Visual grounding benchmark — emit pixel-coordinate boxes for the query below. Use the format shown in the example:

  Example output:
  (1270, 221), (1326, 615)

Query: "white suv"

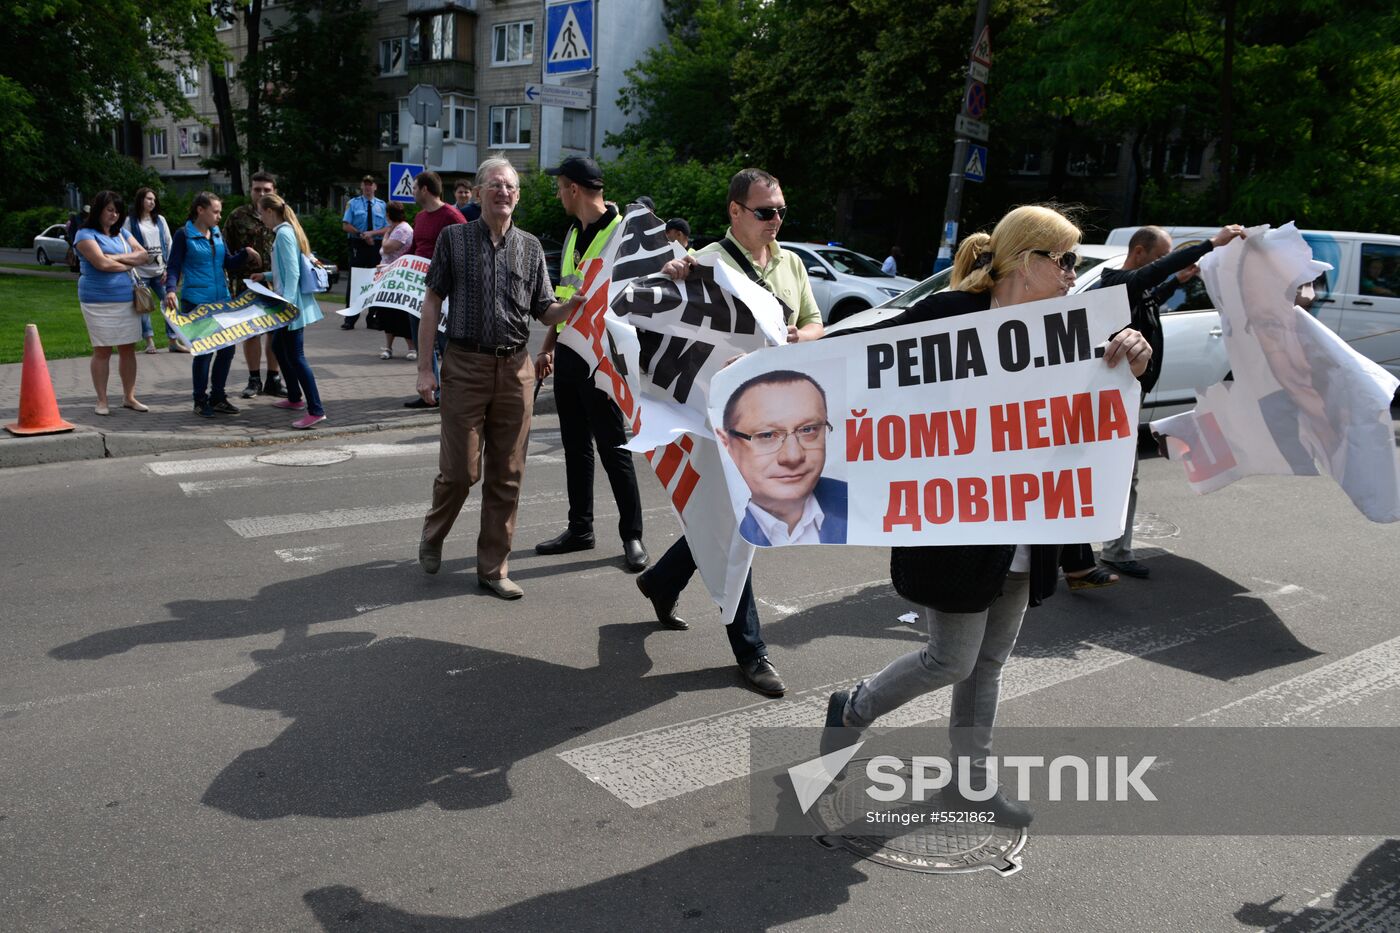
(779, 242), (919, 325)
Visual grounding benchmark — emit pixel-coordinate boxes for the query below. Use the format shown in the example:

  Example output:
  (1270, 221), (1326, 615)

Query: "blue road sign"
(963, 144), (988, 183)
(388, 162), (424, 203)
(546, 1), (594, 76)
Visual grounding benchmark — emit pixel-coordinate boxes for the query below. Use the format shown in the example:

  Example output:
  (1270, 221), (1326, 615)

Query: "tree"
(246, 0), (378, 203)
(1, 0), (224, 210)
(607, 0), (758, 163)
(206, 0), (266, 195)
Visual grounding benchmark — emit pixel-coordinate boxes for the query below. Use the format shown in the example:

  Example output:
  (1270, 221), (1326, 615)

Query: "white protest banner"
(340, 254), (446, 322)
(553, 205), (787, 621)
(1152, 224), (1400, 522)
(706, 287), (1141, 547)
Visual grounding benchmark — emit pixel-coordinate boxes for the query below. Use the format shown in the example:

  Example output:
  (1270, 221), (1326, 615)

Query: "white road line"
(180, 466), (427, 496)
(1185, 633), (1400, 726)
(270, 503), (672, 562)
(228, 502), (432, 538)
(146, 454), (266, 476)
(150, 440), (561, 479)
(0, 635), (411, 715)
(559, 588), (1319, 808)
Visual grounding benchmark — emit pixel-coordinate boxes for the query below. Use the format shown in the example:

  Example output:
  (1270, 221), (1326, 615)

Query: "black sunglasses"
(1030, 249), (1079, 272)
(735, 202), (788, 222)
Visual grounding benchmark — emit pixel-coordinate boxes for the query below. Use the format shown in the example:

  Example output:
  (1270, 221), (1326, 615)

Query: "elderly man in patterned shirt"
(414, 157), (583, 600)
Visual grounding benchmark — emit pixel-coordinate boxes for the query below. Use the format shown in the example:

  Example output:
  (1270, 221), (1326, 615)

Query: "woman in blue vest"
(251, 194), (327, 429)
(162, 192), (258, 417)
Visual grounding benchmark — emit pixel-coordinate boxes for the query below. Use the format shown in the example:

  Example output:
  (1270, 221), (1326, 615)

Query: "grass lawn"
(0, 274), (175, 364)
(0, 272), (348, 363)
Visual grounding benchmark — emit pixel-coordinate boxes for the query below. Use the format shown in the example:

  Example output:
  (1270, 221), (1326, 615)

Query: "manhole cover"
(1132, 511), (1179, 539)
(807, 761), (1027, 876)
(254, 448), (354, 467)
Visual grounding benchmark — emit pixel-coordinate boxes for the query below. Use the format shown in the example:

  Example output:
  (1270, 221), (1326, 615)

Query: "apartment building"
(138, 0), (665, 196)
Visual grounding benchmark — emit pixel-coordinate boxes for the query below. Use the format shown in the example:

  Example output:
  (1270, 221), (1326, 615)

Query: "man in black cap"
(534, 157), (648, 573)
(664, 218), (690, 250)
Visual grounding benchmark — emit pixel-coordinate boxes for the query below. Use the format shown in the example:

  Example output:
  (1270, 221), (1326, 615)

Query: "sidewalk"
(0, 306), (555, 467)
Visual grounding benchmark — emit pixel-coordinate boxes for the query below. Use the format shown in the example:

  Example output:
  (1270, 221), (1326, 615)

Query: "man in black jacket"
(1091, 223), (1245, 578)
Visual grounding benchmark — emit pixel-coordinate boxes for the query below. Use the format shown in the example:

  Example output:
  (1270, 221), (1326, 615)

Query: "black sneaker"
(194, 400), (214, 418)
(210, 398), (240, 415)
(264, 373), (288, 398)
(240, 376), (262, 399)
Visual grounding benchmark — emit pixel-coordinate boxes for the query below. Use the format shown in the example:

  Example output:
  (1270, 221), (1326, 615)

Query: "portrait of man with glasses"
(719, 369), (848, 546)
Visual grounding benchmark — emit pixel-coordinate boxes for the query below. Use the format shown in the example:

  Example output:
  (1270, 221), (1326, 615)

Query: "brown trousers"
(421, 342), (535, 580)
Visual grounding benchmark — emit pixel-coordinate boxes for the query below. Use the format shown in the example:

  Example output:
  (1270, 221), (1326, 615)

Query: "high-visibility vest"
(555, 213), (622, 331)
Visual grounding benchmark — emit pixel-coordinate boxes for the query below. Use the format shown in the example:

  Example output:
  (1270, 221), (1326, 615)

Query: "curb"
(0, 414), (443, 469)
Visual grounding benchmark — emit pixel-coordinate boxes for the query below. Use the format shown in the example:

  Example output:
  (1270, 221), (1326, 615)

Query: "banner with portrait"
(705, 288), (1142, 547)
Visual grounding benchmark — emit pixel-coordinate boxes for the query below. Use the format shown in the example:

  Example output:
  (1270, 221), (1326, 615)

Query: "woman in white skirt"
(73, 190), (150, 415)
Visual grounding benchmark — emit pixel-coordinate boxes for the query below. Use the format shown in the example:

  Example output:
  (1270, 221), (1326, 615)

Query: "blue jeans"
(139, 275), (177, 340)
(846, 574), (1030, 776)
(646, 537), (765, 665)
(270, 327), (324, 416)
(184, 298), (234, 404)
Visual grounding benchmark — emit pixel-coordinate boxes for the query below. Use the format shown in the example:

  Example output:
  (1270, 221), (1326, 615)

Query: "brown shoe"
(478, 577), (524, 600)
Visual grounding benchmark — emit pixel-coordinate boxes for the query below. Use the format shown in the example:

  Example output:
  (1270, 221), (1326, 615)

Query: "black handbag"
(890, 544), (1017, 613)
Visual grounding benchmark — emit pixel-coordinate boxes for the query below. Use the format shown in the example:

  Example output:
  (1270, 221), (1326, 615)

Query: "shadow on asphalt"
(199, 623), (734, 819)
(1235, 839), (1400, 930)
(761, 553), (1321, 682)
(302, 836), (868, 931)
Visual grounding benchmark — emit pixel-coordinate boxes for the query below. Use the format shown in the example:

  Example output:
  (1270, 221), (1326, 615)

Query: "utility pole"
(934, 0), (992, 273)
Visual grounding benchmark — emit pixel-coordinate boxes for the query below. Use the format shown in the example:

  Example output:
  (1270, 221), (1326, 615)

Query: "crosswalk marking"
(559, 587), (1320, 808)
(1187, 633), (1400, 726)
(227, 502), (432, 538)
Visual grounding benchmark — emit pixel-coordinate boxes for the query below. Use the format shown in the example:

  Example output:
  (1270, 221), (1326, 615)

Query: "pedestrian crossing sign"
(546, 1), (593, 76)
(388, 162), (423, 203)
(963, 144), (988, 183)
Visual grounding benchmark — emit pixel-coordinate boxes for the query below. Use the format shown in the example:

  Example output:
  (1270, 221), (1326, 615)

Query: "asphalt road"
(2, 416), (1398, 931)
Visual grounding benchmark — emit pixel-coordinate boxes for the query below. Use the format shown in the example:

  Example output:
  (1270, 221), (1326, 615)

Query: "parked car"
(826, 244), (1232, 423)
(778, 242), (920, 325)
(1106, 226), (1400, 384)
(33, 224), (69, 266)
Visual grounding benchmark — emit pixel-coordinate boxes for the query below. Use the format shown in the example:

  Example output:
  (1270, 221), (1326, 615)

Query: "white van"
(1105, 226), (1400, 383)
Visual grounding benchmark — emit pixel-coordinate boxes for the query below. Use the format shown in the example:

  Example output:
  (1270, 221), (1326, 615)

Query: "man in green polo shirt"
(635, 167), (824, 699)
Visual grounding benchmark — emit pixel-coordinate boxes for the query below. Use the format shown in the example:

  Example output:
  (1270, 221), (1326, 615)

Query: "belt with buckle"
(453, 339), (526, 358)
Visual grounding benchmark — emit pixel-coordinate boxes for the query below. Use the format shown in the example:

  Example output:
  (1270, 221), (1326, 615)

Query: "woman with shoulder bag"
(125, 186), (184, 353)
(251, 194), (326, 429)
(819, 205), (1155, 827)
(163, 192), (258, 418)
(73, 190), (150, 415)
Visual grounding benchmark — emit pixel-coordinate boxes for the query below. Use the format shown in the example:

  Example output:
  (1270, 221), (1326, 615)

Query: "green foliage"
(0, 207), (71, 250)
(513, 173), (571, 242)
(299, 209), (352, 266)
(607, 0), (757, 163)
(248, 0), (380, 203)
(0, 0), (224, 211)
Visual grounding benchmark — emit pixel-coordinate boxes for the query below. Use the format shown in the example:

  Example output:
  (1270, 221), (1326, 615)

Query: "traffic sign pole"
(935, 0), (991, 273)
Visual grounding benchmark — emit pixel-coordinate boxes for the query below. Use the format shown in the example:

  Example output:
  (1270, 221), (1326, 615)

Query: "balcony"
(407, 59), (475, 94)
(405, 0), (475, 12)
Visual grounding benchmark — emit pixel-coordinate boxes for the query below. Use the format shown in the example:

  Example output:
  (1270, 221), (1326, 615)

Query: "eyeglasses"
(481, 182), (519, 193)
(735, 202), (788, 223)
(727, 422), (831, 455)
(1030, 249), (1079, 272)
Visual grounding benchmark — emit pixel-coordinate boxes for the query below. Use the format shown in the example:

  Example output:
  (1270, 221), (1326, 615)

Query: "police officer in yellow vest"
(534, 157), (648, 572)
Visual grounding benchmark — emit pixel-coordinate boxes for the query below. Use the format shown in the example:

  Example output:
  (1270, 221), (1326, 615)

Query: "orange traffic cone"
(5, 324), (75, 436)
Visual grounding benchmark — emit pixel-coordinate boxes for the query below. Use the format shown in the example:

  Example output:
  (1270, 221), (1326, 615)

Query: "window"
(1359, 243), (1400, 298)
(177, 126), (197, 156)
(224, 60), (235, 79)
(379, 37), (406, 76)
(1067, 142), (1120, 177)
(1014, 149), (1042, 175)
(378, 111), (400, 149)
(147, 129), (168, 157)
(447, 96), (476, 142)
(561, 107), (588, 151)
(212, 3), (232, 30)
(211, 125), (225, 155)
(176, 66), (200, 98)
(1164, 142), (1204, 178)
(492, 21), (534, 65)
(489, 105), (531, 147)
(410, 13), (456, 63)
